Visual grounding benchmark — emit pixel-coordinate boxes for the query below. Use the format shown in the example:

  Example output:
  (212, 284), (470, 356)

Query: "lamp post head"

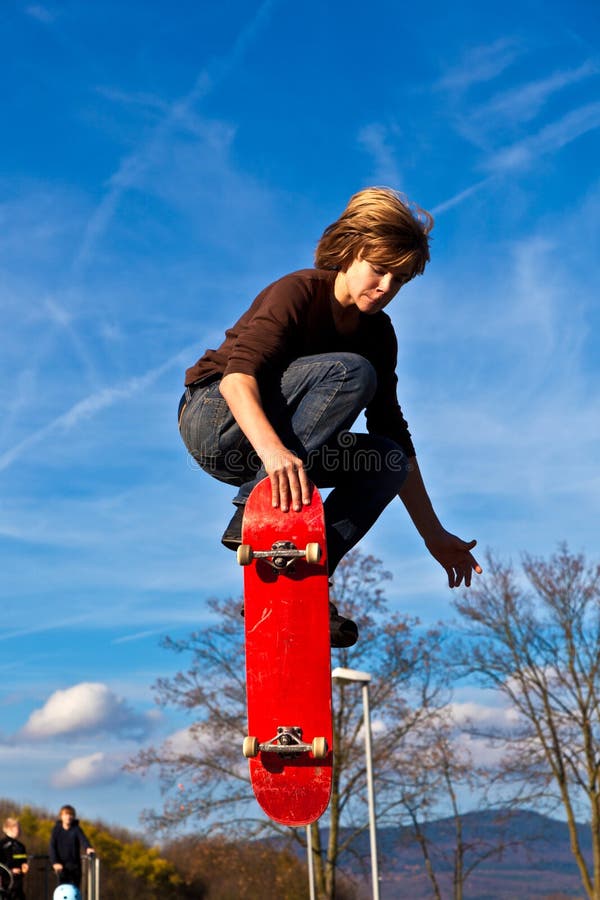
(331, 666), (372, 684)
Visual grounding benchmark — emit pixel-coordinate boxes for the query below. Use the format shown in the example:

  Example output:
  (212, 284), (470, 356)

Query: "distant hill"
(325, 809), (590, 899)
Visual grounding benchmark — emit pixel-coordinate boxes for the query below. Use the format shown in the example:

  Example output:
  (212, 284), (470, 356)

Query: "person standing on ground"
(0, 817), (29, 900)
(49, 805), (94, 889)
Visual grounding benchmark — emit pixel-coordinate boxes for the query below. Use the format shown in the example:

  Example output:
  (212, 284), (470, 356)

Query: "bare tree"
(380, 715), (521, 900)
(131, 550), (449, 900)
(454, 544), (600, 900)
(313, 552), (448, 898)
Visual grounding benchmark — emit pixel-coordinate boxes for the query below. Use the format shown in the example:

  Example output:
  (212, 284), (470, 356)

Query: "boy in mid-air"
(179, 187), (481, 644)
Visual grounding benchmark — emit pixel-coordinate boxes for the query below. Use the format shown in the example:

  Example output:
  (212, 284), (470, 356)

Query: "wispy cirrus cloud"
(433, 42), (600, 195)
(485, 100), (600, 172)
(25, 4), (55, 24)
(372, 180), (600, 609)
(473, 59), (599, 127)
(379, 47), (598, 221)
(437, 38), (522, 92)
(358, 123), (402, 186)
(0, 345), (194, 472)
(72, 0), (281, 277)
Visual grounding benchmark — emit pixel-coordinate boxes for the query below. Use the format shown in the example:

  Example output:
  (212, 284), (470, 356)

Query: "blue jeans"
(179, 353), (408, 573)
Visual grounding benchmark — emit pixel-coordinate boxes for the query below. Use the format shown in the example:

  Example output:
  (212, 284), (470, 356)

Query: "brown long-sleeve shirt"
(185, 268), (416, 457)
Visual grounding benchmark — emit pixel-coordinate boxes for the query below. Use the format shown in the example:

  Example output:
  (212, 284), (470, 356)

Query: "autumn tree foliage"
(0, 799), (314, 899)
(161, 834), (311, 900)
(0, 800), (186, 899)
(454, 545), (600, 900)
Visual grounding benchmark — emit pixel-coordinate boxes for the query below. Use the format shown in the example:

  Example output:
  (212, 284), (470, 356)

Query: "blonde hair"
(3, 817), (19, 830)
(315, 186), (433, 277)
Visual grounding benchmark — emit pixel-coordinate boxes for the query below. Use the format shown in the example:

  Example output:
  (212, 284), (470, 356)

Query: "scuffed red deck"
(242, 477), (333, 826)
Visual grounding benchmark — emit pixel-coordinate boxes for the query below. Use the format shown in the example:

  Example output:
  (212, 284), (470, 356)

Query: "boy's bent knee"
(333, 352), (377, 403)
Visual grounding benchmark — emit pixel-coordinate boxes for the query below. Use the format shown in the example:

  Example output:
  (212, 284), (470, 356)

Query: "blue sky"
(1, 0), (599, 833)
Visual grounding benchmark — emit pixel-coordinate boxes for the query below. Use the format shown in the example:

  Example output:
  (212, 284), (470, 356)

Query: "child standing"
(0, 817), (29, 900)
(49, 806), (94, 890)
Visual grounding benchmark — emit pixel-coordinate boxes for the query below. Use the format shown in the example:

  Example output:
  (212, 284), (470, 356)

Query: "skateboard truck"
(243, 726), (328, 759)
(237, 540), (322, 569)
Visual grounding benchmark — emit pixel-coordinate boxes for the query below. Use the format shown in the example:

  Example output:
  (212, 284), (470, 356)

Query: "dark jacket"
(49, 820), (91, 868)
(0, 834), (27, 893)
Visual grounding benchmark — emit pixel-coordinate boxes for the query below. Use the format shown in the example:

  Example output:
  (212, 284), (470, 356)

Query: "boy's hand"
(261, 447), (312, 512)
(52, 863), (63, 872)
(425, 530), (482, 587)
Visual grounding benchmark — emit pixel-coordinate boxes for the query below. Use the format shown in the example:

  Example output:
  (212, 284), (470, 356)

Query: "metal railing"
(17, 855), (100, 900)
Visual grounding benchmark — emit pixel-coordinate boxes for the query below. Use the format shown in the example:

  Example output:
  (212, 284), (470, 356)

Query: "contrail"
(0, 345), (196, 472)
(431, 177), (494, 215)
(72, 0), (280, 276)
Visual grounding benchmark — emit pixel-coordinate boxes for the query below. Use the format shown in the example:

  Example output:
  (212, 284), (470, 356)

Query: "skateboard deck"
(239, 477), (333, 826)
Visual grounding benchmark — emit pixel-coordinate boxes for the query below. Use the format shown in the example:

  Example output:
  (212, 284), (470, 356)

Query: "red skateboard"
(238, 477), (333, 826)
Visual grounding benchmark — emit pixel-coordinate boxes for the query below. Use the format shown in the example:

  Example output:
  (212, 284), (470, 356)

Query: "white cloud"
(453, 731), (509, 769)
(51, 751), (124, 788)
(163, 726), (201, 756)
(21, 682), (153, 740)
(163, 721), (240, 757)
(161, 724), (247, 779)
(445, 700), (520, 730)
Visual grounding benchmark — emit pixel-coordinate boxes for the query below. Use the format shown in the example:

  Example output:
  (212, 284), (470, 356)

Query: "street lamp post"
(306, 823), (316, 900)
(331, 666), (380, 900)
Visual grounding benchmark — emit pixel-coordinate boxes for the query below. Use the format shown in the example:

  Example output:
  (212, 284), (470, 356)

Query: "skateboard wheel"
(237, 544), (254, 566)
(243, 736), (259, 758)
(311, 736), (328, 758)
(305, 542), (321, 564)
